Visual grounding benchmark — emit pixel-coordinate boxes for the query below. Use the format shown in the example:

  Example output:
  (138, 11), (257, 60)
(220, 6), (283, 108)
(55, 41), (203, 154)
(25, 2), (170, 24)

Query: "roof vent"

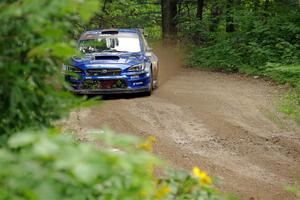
(101, 30), (119, 35)
(95, 56), (120, 60)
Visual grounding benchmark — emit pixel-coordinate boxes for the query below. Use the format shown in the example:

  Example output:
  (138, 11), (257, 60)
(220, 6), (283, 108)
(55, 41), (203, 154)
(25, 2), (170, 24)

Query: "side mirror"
(146, 47), (153, 52)
(145, 51), (152, 57)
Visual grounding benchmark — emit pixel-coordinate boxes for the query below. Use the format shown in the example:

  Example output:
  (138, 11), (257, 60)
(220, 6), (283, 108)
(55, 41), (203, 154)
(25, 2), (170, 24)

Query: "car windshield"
(78, 33), (141, 54)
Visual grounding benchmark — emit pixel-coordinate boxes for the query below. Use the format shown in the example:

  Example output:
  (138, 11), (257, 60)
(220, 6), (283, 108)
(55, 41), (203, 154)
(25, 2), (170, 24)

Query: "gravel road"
(62, 45), (300, 200)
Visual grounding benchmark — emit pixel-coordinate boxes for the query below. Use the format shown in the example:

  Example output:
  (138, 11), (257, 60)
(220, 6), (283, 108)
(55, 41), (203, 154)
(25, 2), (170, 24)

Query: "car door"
(142, 35), (158, 85)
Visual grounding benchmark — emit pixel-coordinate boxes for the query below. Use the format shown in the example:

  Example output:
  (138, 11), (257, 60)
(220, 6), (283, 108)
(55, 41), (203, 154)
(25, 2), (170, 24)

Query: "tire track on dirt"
(62, 46), (300, 200)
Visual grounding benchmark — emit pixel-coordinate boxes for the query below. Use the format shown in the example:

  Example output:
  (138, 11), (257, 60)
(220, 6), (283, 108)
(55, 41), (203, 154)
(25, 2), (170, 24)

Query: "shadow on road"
(86, 92), (148, 100)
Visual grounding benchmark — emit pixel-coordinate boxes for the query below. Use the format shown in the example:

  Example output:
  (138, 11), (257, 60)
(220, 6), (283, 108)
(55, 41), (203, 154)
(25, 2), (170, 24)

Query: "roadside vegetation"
(173, 0), (300, 124)
(94, 0), (299, 125)
(0, 0), (100, 139)
(0, 0), (235, 199)
(0, 129), (236, 200)
(1, 0), (299, 199)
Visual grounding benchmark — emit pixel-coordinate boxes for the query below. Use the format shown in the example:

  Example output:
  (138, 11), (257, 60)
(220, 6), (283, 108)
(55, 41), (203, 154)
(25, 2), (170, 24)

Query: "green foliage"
(184, 1), (300, 71)
(77, 0), (161, 39)
(286, 178), (300, 198)
(159, 170), (237, 200)
(182, 1), (300, 124)
(0, 129), (233, 200)
(0, 129), (157, 200)
(186, 38), (243, 72)
(263, 63), (300, 89)
(0, 0), (100, 139)
(186, 11), (300, 73)
(177, 13), (214, 44)
(188, 2), (300, 69)
(279, 92), (300, 124)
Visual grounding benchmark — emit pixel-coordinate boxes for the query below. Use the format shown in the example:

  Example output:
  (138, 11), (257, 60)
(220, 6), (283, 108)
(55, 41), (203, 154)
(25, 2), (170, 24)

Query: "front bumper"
(65, 71), (151, 95)
(69, 87), (150, 95)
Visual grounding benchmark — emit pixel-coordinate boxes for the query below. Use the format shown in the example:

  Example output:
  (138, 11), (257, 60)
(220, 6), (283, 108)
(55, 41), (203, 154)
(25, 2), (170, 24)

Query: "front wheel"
(144, 69), (153, 96)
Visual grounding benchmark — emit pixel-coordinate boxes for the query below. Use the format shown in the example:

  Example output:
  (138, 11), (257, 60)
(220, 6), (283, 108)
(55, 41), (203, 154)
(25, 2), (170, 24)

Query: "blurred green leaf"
(0, 0), (100, 138)
(8, 132), (37, 148)
(78, 0), (101, 22)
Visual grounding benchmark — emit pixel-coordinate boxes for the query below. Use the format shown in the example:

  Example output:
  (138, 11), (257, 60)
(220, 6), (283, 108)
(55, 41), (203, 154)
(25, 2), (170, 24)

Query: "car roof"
(86, 28), (141, 34)
(79, 28), (143, 40)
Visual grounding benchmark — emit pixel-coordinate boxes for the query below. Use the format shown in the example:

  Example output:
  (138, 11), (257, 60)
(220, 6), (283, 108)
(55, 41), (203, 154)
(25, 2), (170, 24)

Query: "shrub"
(279, 92), (300, 125)
(0, 0), (100, 140)
(184, 2), (300, 124)
(264, 63), (300, 89)
(185, 3), (300, 73)
(0, 129), (235, 200)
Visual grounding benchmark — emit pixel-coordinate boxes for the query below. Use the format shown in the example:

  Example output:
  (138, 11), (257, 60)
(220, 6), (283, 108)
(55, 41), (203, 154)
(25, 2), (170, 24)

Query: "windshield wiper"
(102, 49), (129, 53)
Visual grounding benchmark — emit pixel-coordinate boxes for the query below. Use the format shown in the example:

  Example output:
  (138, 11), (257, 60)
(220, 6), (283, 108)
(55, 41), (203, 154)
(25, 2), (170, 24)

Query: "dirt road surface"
(62, 45), (300, 200)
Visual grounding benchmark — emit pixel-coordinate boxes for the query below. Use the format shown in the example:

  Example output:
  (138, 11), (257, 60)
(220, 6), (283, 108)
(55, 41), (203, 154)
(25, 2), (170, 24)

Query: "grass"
(278, 91), (300, 125)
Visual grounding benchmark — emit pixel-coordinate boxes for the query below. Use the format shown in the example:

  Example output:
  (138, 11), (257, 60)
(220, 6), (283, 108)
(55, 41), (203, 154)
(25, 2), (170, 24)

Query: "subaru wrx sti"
(64, 29), (158, 96)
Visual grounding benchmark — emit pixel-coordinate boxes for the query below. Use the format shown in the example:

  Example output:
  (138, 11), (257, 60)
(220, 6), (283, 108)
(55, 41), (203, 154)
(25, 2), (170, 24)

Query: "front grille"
(83, 79), (127, 89)
(86, 68), (121, 76)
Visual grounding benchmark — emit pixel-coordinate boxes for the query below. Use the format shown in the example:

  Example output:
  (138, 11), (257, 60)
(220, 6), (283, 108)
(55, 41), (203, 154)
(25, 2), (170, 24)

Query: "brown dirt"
(61, 45), (300, 200)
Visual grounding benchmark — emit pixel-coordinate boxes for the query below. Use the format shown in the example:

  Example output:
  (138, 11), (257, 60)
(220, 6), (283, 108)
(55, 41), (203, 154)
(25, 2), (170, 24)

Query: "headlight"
(128, 63), (145, 72)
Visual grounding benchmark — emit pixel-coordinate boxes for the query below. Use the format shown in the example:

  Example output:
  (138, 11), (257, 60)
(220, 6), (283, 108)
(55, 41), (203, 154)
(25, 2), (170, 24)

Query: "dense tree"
(196, 0), (205, 20)
(209, 1), (221, 32)
(1, 0), (299, 137)
(161, 0), (178, 43)
(1, 1), (299, 198)
(226, 0), (235, 32)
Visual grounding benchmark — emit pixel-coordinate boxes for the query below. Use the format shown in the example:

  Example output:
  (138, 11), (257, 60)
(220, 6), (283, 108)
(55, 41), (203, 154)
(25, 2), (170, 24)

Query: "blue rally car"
(64, 28), (158, 95)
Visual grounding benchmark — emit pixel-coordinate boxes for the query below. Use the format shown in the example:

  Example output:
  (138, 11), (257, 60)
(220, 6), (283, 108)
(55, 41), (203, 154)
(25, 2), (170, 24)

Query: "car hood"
(70, 52), (145, 70)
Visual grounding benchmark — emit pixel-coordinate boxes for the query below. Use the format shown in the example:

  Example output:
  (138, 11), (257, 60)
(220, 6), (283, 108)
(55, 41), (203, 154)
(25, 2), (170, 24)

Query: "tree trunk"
(161, 0), (178, 44)
(209, 2), (221, 32)
(194, 0), (205, 44)
(99, 0), (108, 28)
(226, 0), (235, 32)
(264, 0), (270, 10)
(254, 0), (260, 10)
(196, 0), (204, 20)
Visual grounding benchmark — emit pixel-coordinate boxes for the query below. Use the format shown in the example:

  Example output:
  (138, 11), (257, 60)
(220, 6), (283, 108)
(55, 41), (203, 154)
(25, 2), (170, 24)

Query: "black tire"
(144, 68), (153, 96)
(154, 63), (158, 89)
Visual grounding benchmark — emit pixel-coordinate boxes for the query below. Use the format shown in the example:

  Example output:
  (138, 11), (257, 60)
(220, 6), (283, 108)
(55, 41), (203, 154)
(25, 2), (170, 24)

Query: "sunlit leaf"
(8, 132), (37, 148)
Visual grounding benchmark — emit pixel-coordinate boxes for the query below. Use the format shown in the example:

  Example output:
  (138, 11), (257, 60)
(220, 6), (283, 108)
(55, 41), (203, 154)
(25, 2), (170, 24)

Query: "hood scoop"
(94, 55), (120, 60)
